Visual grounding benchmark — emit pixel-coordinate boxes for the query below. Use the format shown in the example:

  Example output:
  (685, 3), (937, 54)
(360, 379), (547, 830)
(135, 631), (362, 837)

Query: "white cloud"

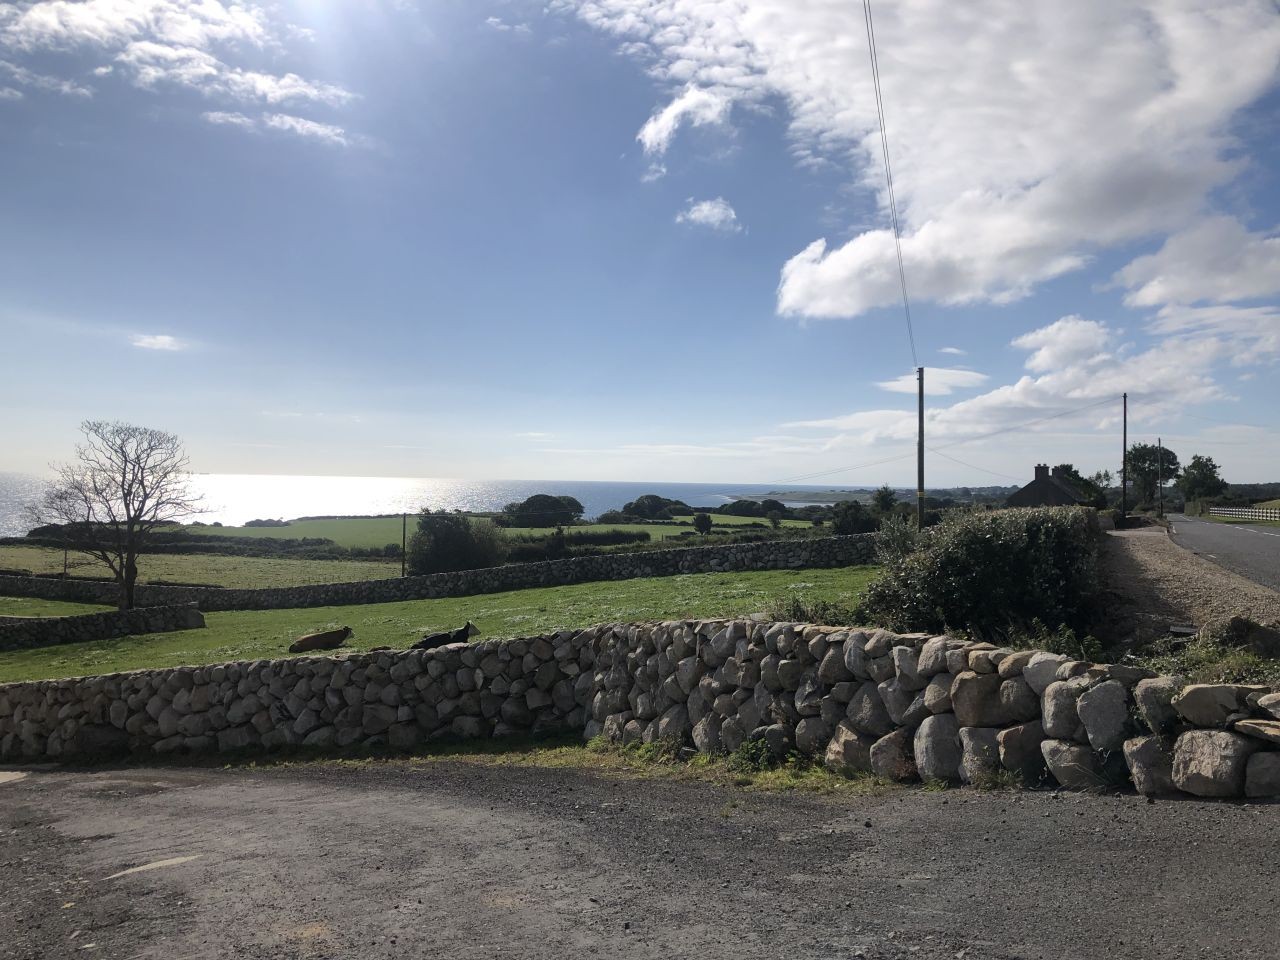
(675, 196), (741, 232)
(559, 1), (1280, 320)
(1, 1), (354, 134)
(130, 333), (186, 351)
(938, 346), (965, 356)
(1, 0), (271, 51)
(1117, 216), (1280, 307)
(878, 367), (988, 396)
(262, 112), (351, 146)
(637, 85), (730, 155)
(485, 17), (531, 34)
(640, 162), (667, 182)
(1011, 316), (1112, 373)
(0, 86), (20, 100)
(115, 40), (352, 106)
(0, 58), (92, 96)
(1145, 304), (1280, 367)
(202, 109), (254, 128)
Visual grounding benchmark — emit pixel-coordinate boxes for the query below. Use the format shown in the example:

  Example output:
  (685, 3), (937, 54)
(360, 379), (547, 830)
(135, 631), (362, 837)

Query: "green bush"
(859, 507), (1102, 639)
(406, 510), (509, 574)
(726, 738), (776, 773)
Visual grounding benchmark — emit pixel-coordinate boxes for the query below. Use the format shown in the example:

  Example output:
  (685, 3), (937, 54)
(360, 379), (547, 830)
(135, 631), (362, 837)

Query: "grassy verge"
(1135, 636), (1280, 686)
(0, 597), (116, 618)
(0, 545), (399, 589)
(217, 733), (901, 797)
(0, 564), (879, 683)
(1202, 515), (1280, 528)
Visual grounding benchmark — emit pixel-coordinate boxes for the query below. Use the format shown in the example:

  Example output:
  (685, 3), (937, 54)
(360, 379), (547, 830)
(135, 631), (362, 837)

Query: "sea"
(0, 472), (850, 537)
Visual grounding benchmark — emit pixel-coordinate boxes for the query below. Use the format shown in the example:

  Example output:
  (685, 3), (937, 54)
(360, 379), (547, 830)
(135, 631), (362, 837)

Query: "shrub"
(874, 513), (918, 564)
(406, 510), (509, 574)
(693, 512), (713, 535)
(763, 593), (862, 626)
(859, 507), (1102, 639)
(726, 738), (776, 773)
(831, 500), (876, 535)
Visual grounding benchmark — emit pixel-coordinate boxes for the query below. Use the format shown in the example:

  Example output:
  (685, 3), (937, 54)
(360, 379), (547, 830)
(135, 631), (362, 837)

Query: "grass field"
(0, 564), (879, 683)
(0, 596), (115, 617)
(1203, 515), (1280, 528)
(0, 545), (398, 589)
(174, 513), (811, 548)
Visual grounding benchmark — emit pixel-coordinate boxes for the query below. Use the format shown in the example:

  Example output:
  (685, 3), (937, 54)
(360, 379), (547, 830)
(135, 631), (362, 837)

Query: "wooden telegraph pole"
(917, 366), (925, 530)
(1121, 393), (1128, 521)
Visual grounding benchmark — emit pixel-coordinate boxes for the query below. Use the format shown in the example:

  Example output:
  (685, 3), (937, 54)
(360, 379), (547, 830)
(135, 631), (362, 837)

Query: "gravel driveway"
(1101, 527), (1280, 639)
(1168, 514), (1280, 593)
(2, 759), (1277, 960)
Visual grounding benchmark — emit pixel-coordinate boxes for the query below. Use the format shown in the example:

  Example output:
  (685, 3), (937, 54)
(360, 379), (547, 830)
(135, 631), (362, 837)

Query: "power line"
(931, 396), (1116, 451)
(773, 450), (918, 486)
(862, 0), (918, 368)
(925, 447), (1022, 482)
(770, 395), (1118, 486)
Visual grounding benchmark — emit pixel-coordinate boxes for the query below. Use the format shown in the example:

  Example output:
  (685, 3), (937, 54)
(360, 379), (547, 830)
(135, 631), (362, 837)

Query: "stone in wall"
(1, 616), (1277, 805)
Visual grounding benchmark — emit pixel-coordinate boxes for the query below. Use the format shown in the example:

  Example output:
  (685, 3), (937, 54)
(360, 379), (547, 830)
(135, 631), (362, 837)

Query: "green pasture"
(175, 512), (812, 548)
(0, 545), (398, 589)
(0, 596), (115, 618)
(0, 565), (879, 683)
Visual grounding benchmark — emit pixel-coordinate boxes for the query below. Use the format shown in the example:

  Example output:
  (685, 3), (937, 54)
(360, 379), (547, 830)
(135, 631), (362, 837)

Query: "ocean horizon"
(0, 472), (856, 537)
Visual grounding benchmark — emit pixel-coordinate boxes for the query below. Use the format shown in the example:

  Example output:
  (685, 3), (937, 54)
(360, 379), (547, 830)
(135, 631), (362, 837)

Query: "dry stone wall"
(0, 604), (206, 652)
(2, 618), (1277, 800)
(0, 535), (873, 612)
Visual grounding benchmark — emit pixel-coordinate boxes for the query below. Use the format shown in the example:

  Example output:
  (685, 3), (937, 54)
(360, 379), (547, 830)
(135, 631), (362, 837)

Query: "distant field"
(0, 596), (115, 617)
(0, 545), (397, 589)
(0, 565), (880, 683)
(175, 513), (811, 548)
(1258, 499), (1280, 510)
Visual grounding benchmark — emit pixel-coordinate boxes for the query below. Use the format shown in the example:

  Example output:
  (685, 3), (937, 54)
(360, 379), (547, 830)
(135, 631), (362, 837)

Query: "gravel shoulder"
(1101, 527), (1280, 640)
(2, 758), (1278, 960)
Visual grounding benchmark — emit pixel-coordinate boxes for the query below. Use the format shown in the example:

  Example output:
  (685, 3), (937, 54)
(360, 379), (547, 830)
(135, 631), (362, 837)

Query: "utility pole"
(917, 366), (925, 530)
(1121, 393), (1128, 521)
(1157, 437), (1164, 519)
(401, 513), (407, 577)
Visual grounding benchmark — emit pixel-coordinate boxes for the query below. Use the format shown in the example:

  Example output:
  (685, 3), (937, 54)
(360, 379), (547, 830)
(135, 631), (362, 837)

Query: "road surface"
(1168, 514), (1280, 593)
(2, 759), (1277, 960)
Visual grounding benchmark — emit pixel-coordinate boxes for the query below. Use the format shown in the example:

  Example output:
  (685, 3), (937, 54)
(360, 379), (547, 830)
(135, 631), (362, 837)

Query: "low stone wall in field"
(0, 604), (206, 652)
(0, 535), (874, 612)
(1, 618), (1278, 800)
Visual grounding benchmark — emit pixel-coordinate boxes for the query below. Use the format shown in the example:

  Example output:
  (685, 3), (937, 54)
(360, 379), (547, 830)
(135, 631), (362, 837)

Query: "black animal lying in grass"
(411, 621), (479, 651)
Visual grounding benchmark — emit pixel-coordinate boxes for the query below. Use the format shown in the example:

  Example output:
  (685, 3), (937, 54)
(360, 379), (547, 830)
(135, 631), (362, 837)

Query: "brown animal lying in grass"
(289, 625), (353, 653)
(411, 621), (479, 651)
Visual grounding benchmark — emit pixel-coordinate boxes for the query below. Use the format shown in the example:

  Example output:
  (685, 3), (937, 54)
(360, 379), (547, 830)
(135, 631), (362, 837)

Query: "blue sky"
(2, 0), (1279, 487)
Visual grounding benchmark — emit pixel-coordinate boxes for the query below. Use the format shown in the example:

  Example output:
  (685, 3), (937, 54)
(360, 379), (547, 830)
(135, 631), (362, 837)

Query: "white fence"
(1210, 506), (1280, 522)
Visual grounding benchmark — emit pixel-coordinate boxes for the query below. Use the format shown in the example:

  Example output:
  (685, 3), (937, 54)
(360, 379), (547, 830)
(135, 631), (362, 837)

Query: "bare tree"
(32, 421), (202, 610)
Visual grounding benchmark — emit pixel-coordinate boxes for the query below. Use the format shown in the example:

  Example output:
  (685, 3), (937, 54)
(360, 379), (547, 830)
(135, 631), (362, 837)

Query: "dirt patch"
(1, 760), (1277, 960)
(1101, 528), (1280, 643)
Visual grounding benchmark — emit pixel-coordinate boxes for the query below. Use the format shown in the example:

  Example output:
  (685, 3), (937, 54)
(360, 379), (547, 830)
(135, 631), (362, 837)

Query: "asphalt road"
(1168, 514), (1280, 593)
(2, 760), (1278, 960)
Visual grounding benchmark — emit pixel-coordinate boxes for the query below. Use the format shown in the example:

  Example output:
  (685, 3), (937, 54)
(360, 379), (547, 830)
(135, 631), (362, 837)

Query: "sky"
(1, 0), (1279, 488)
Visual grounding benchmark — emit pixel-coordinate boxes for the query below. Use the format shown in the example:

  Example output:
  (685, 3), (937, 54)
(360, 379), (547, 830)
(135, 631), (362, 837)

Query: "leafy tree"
(871, 485), (898, 516)
(620, 494), (690, 520)
(693, 512), (713, 535)
(1124, 443), (1181, 506)
(718, 499), (764, 517)
(32, 421), (202, 610)
(760, 498), (788, 516)
(765, 510), (783, 529)
(502, 493), (584, 527)
(1051, 464), (1107, 508)
(407, 509), (508, 574)
(1178, 454), (1228, 500)
(831, 500), (876, 535)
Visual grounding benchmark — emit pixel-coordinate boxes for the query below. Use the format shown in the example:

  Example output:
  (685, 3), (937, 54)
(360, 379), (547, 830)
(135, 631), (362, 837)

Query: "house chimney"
(1050, 465), (1066, 479)
(1034, 464), (1049, 481)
